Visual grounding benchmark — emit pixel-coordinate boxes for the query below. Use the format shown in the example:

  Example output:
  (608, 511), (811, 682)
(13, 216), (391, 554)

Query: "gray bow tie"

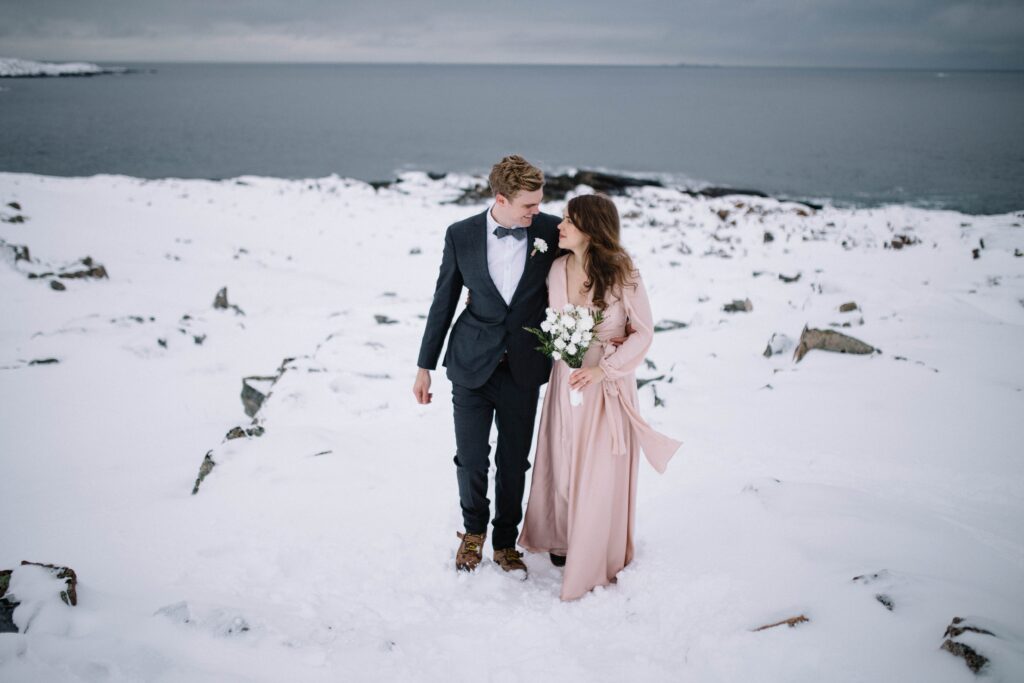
(493, 226), (527, 240)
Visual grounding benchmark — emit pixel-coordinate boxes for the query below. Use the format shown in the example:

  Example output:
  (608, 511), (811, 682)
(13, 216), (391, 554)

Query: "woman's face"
(558, 211), (590, 252)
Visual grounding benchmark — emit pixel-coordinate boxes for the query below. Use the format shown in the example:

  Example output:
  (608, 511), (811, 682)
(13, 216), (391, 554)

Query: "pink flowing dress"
(519, 255), (682, 601)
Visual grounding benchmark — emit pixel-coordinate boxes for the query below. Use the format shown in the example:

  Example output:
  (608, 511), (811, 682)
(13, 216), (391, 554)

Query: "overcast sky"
(1, 0), (1022, 69)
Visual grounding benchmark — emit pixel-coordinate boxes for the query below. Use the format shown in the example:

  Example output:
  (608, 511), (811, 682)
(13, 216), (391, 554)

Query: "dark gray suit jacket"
(417, 210), (561, 389)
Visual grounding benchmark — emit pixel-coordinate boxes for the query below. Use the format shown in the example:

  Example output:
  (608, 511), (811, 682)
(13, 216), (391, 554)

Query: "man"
(413, 155), (560, 577)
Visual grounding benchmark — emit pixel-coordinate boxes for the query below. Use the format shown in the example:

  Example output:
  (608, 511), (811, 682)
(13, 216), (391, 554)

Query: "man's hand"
(609, 322), (636, 347)
(413, 368), (433, 404)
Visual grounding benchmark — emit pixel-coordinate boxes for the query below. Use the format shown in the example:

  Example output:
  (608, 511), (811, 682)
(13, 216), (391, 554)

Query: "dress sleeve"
(598, 271), (654, 381)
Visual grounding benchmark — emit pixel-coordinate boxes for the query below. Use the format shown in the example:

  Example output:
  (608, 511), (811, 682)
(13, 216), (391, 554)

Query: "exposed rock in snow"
(794, 325), (877, 361)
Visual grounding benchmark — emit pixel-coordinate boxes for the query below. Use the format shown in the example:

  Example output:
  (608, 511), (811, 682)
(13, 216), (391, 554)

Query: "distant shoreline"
(12, 60), (1024, 73)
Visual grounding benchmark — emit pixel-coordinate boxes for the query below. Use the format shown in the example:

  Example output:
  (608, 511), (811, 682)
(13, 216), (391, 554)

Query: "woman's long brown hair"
(566, 194), (637, 310)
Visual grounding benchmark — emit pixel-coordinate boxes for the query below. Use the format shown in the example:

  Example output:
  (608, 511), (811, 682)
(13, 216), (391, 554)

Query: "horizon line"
(34, 58), (1024, 73)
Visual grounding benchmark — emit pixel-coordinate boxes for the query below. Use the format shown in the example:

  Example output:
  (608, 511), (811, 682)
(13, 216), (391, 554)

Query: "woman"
(518, 193), (681, 601)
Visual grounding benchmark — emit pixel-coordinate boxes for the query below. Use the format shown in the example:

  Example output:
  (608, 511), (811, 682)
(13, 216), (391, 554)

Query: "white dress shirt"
(485, 205), (528, 306)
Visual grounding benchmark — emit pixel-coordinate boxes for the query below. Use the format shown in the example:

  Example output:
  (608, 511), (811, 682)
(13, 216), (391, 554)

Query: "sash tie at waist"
(602, 379), (680, 473)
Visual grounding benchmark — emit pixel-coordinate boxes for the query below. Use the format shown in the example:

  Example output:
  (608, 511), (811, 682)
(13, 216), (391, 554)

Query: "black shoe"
(549, 553), (566, 567)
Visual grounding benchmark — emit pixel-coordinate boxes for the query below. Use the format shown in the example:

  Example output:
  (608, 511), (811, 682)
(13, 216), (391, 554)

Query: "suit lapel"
(468, 211), (506, 305)
(507, 224), (544, 309)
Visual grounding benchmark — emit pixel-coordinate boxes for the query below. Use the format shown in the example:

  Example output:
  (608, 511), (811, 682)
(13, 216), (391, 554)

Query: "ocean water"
(1, 63), (1022, 214)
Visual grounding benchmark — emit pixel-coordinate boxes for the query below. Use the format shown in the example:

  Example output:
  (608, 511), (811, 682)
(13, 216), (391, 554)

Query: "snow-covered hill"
(1, 171), (1022, 681)
(0, 58), (124, 77)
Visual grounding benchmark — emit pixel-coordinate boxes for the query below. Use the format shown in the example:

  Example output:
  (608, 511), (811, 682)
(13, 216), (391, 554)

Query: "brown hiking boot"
(493, 547), (528, 579)
(456, 531), (486, 572)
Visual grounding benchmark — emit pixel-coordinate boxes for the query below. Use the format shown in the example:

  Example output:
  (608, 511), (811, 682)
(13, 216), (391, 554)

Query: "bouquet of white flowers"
(525, 304), (604, 406)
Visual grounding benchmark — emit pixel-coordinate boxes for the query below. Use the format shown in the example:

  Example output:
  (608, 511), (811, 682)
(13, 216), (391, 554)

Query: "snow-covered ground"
(0, 58), (123, 78)
(1, 171), (1022, 682)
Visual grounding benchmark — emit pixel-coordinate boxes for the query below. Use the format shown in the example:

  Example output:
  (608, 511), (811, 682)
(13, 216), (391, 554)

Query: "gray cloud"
(0, 0), (1021, 68)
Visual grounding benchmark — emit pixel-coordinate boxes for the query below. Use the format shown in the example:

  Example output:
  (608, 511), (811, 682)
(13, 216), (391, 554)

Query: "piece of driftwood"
(793, 326), (876, 362)
(752, 614), (809, 632)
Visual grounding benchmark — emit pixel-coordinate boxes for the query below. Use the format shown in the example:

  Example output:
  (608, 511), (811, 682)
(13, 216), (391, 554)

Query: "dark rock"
(0, 570), (15, 634)
(839, 301), (858, 313)
(542, 170), (664, 201)
(6, 202), (21, 210)
(794, 325), (876, 362)
(157, 338), (167, 348)
(940, 638), (989, 674)
(778, 273), (801, 283)
(368, 180), (393, 191)
(2, 215), (26, 224)
(654, 319), (688, 332)
(716, 209), (730, 221)
(763, 333), (794, 358)
(213, 287), (229, 309)
(241, 376), (275, 417)
(875, 594), (894, 611)
(192, 451), (215, 495)
(212, 286), (244, 315)
(225, 427), (247, 440)
(20, 562), (77, 606)
(0, 239), (30, 263)
(723, 298), (753, 313)
(1014, 249), (1022, 257)
(0, 600), (15, 634)
(972, 248), (980, 260)
(450, 169), (665, 205)
(979, 238), (985, 250)
(427, 171), (447, 180)
(374, 314), (399, 325)
(652, 385), (665, 407)
(637, 374), (666, 389)
(696, 186), (768, 200)
(50, 280), (66, 291)
(28, 358), (59, 365)
(886, 234), (920, 250)
(58, 263), (108, 279)
(246, 425), (265, 437)
(944, 617), (995, 640)
(409, 247), (422, 255)
(193, 334), (206, 345)
(763, 231), (774, 243)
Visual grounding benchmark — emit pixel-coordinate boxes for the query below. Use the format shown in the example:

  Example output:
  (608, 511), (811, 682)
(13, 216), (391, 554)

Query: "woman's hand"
(568, 366), (605, 391)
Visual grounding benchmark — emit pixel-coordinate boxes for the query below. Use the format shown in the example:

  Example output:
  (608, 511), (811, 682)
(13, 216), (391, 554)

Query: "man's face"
(496, 188), (543, 226)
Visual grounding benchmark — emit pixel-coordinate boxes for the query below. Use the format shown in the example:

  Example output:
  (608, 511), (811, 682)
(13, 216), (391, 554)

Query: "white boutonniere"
(531, 238), (548, 258)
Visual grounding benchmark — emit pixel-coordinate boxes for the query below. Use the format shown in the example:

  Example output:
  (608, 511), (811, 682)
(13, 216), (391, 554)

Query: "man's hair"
(488, 155), (544, 200)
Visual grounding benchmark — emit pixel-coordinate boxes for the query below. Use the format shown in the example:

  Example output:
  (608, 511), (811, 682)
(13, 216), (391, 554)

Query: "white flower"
(581, 331), (593, 343)
(545, 308), (558, 323)
(552, 351), (562, 362)
(566, 343), (578, 355)
(532, 238), (548, 255)
(540, 320), (551, 333)
(578, 316), (594, 331)
(563, 304), (575, 313)
(570, 331), (582, 345)
(561, 315), (576, 330)
(553, 338), (566, 350)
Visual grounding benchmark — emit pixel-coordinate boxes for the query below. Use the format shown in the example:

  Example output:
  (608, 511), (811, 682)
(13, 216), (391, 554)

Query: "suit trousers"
(451, 361), (540, 550)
